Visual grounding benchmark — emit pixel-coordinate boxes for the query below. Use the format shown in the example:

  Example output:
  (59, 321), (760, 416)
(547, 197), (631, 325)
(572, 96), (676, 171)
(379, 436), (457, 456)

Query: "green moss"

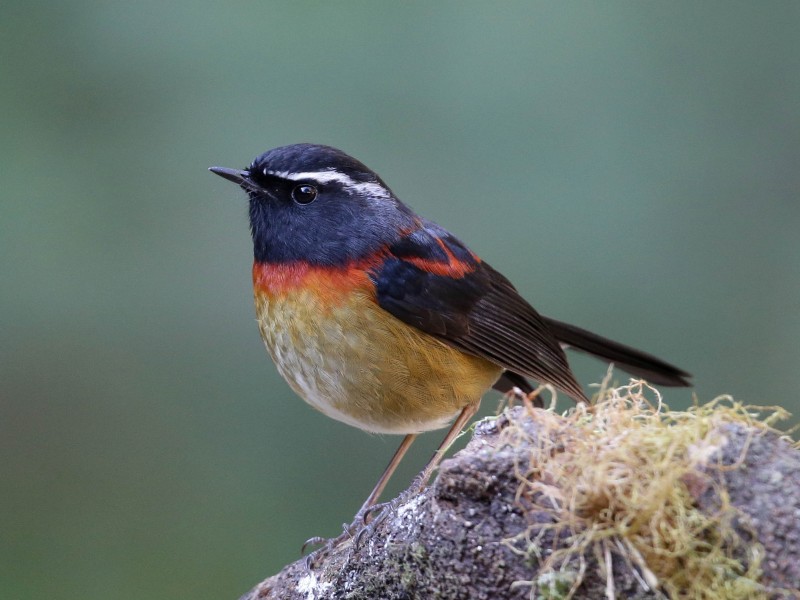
(533, 570), (579, 600)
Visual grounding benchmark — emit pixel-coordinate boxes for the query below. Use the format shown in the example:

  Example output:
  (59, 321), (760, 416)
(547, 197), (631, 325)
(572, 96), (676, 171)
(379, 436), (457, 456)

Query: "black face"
(213, 144), (418, 265)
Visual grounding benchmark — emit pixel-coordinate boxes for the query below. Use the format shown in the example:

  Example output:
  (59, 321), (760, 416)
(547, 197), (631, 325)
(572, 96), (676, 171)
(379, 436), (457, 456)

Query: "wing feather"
(370, 224), (588, 401)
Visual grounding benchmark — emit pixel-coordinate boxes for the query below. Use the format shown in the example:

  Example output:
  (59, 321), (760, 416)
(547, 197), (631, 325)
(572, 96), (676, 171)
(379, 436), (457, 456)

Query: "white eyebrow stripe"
(266, 170), (356, 186)
(265, 169), (390, 198)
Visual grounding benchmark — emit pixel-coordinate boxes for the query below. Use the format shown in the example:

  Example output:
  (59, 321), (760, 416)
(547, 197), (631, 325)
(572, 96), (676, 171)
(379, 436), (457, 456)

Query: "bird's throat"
(252, 260), (379, 302)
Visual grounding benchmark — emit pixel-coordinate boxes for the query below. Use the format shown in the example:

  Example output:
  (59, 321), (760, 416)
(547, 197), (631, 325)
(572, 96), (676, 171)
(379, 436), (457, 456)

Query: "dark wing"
(370, 224), (589, 402)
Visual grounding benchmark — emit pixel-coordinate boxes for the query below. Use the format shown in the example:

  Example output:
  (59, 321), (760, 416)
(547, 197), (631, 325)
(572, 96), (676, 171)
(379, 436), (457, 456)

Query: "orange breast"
(252, 262), (502, 434)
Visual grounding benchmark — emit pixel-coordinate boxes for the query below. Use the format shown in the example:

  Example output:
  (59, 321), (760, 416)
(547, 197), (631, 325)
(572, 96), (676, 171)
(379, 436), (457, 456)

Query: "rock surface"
(240, 406), (800, 599)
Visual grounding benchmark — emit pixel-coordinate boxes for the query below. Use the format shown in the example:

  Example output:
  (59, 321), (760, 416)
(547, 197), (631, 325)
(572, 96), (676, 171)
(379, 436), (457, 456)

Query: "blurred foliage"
(1, 2), (798, 599)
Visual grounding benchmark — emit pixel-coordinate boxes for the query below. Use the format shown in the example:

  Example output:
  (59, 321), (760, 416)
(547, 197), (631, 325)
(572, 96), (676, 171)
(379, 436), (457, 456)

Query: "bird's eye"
(291, 184), (318, 205)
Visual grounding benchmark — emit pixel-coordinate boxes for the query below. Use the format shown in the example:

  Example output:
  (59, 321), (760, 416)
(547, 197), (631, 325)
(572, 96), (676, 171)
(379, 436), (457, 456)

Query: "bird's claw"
(300, 500), (400, 569)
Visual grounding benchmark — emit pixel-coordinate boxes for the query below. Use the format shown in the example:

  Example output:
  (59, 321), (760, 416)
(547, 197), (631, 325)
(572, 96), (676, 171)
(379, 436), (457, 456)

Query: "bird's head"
(210, 144), (417, 265)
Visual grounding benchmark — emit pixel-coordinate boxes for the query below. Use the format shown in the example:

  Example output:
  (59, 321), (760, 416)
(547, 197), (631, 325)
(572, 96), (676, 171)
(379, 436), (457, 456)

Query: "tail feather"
(543, 317), (691, 387)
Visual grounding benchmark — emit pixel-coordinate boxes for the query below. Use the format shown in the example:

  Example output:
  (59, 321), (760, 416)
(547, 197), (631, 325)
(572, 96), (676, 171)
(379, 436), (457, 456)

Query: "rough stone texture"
(240, 408), (800, 599)
(692, 423), (800, 594)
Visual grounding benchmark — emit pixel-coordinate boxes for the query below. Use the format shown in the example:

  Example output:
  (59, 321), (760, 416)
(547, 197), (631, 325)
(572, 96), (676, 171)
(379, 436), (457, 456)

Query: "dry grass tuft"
(498, 375), (792, 599)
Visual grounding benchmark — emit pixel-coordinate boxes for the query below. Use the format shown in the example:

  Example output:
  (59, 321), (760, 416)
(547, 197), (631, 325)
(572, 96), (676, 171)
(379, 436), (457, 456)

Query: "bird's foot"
(301, 500), (395, 569)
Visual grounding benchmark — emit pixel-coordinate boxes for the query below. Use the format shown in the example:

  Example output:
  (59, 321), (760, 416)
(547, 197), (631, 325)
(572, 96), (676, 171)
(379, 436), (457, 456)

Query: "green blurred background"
(2, 2), (798, 598)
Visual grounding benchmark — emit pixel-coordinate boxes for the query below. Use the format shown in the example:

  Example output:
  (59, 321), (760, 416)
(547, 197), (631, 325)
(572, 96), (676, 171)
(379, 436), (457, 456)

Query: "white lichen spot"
(395, 494), (425, 522)
(296, 572), (333, 600)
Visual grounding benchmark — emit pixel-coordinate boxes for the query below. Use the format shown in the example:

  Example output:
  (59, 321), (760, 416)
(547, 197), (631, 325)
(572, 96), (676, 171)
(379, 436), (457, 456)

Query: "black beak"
(208, 166), (250, 186)
(209, 166), (266, 195)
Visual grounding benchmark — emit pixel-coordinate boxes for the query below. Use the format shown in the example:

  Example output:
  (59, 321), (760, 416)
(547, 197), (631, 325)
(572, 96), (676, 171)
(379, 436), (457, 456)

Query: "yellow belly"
(254, 286), (502, 434)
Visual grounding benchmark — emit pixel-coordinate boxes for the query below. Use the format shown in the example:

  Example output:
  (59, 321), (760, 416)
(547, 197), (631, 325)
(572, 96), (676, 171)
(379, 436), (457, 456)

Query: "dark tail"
(543, 317), (691, 387)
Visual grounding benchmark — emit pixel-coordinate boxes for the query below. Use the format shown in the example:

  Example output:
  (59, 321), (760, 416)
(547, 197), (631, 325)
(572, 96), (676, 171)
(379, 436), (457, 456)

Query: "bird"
(209, 143), (690, 540)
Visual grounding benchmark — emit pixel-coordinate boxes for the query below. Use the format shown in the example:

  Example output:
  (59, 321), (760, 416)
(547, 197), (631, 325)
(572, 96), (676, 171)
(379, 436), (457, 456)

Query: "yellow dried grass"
(496, 374), (792, 599)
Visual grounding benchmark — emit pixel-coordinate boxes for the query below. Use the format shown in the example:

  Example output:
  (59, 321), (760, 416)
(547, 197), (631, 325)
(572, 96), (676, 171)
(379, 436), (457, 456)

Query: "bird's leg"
(410, 400), (480, 493)
(303, 403), (482, 565)
(362, 433), (418, 515)
(301, 433), (417, 559)
(351, 401), (481, 550)
(354, 432), (418, 523)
